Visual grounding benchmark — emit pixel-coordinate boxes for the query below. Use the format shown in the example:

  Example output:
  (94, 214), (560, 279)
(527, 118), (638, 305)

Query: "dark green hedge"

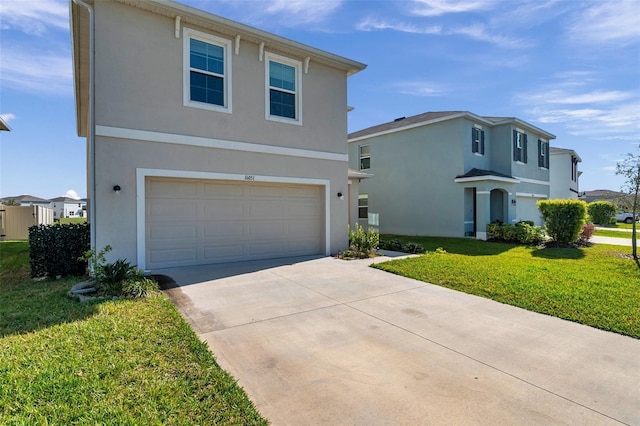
(487, 221), (545, 245)
(29, 223), (90, 278)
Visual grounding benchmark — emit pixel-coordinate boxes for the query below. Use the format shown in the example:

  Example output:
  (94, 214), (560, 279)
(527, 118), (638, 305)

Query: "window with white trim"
(472, 127), (485, 155)
(265, 52), (301, 124)
(359, 145), (370, 170)
(358, 194), (368, 219)
(513, 130), (527, 163)
(538, 139), (549, 168)
(183, 28), (232, 112)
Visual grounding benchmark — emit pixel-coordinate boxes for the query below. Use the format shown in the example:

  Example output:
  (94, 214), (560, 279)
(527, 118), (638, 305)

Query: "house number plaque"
(245, 175), (256, 181)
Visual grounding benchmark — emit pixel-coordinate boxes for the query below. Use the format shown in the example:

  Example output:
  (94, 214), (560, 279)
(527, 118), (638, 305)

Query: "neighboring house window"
(538, 139), (549, 168)
(358, 194), (368, 219)
(359, 145), (371, 170)
(265, 52), (301, 124)
(513, 130), (527, 163)
(571, 156), (578, 181)
(472, 127), (485, 155)
(183, 28), (232, 112)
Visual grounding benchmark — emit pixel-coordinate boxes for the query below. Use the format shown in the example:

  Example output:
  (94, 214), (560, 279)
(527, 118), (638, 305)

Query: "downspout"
(71, 0), (96, 253)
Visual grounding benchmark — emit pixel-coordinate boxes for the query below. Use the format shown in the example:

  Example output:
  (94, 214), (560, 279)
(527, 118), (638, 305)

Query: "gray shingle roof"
(349, 111), (465, 140)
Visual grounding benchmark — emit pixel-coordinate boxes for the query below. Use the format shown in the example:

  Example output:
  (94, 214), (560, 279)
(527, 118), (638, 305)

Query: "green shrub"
(348, 223), (379, 256)
(379, 239), (403, 251)
(29, 222), (90, 278)
(80, 246), (156, 297)
(537, 199), (588, 244)
(587, 201), (617, 225)
(487, 221), (545, 245)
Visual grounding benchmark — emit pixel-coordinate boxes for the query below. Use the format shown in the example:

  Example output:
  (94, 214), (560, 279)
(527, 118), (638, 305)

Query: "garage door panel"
(146, 177), (324, 269)
(202, 200), (244, 220)
(148, 199), (198, 219)
(150, 247), (198, 264)
(203, 244), (245, 260)
(203, 222), (245, 239)
(202, 181), (244, 197)
(149, 224), (198, 240)
(149, 179), (198, 197)
(246, 200), (285, 219)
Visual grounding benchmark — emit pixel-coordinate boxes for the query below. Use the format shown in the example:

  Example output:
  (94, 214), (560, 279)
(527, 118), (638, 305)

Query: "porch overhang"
(454, 168), (520, 184)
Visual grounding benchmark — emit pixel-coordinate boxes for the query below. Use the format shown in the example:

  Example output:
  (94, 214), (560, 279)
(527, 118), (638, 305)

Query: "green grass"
(375, 236), (640, 339)
(594, 229), (637, 239)
(0, 241), (267, 425)
(599, 222), (635, 230)
(57, 217), (87, 224)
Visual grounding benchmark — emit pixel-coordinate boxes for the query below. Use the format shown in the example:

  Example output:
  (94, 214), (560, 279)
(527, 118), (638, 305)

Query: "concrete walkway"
(162, 256), (639, 425)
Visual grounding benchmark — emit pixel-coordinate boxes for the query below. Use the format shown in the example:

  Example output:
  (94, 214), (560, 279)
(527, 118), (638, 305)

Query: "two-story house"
(50, 197), (87, 219)
(549, 147), (582, 199)
(348, 111), (557, 239)
(70, 0), (365, 270)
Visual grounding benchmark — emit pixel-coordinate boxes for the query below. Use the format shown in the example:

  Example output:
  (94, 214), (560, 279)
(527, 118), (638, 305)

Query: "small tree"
(587, 201), (617, 225)
(616, 147), (640, 262)
(3, 199), (20, 206)
(537, 199), (588, 244)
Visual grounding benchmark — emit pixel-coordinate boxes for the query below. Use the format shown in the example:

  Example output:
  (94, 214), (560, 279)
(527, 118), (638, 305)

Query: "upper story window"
(513, 130), (527, 163)
(265, 52), (301, 124)
(183, 28), (232, 113)
(472, 127), (485, 155)
(571, 156), (578, 181)
(359, 145), (371, 170)
(538, 139), (549, 168)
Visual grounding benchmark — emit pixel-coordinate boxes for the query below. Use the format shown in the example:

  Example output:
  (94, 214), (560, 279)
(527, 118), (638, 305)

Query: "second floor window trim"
(359, 144), (371, 170)
(538, 139), (549, 168)
(358, 194), (368, 219)
(183, 28), (232, 113)
(265, 51), (302, 125)
(472, 127), (485, 155)
(513, 129), (527, 163)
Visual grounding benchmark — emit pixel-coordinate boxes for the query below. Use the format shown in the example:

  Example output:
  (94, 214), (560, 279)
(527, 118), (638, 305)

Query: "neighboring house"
(50, 197), (87, 219)
(549, 147), (582, 199)
(0, 204), (53, 240)
(348, 111), (558, 239)
(582, 189), (634, 210)
(0, 195), (52, 208)
(70, 0), (365, 270)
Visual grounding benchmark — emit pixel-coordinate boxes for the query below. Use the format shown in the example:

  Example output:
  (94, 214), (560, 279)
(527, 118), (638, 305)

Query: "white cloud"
(356, 18), (441, 34)
(0, 0), (68, 35)
(0, 46), (72, 94)
(393, 81), (446, 97)
(64, 189), (80, 200)
(566, 1), (640, 46)
(0, 113), (16, 122)
(262, 0), (343, 24)
(450, 23), (532, 49)
(410, 0), (495, 17)
(526, 90), (634, 105)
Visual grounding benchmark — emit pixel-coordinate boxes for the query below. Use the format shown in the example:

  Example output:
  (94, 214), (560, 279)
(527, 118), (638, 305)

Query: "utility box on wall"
(0, 205), (54, 240)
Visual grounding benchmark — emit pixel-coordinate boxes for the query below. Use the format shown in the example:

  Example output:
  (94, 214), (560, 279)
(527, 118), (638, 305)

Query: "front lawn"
(594, 229), (637, 239)
(0, 241), (267, 425)
(374, 236), (640, 339)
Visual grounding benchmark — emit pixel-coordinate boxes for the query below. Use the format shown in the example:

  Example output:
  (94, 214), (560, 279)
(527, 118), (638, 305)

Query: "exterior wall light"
(113, 185), (121, 194)
(337, 192), (344, 200)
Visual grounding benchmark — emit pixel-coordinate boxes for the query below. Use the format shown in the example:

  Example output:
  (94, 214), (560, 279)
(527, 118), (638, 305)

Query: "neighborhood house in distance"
(0, 195), (87, 219)
(70, 0), (366, 270)
(348, 111), (581, 240)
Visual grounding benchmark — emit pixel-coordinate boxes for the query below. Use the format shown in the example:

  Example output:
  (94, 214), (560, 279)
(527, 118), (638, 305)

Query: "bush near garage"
(487, 221), (545, 245)
(28, 222), (90, 279)
(587, 201), (617, 225)
(537, 199), (588, 244)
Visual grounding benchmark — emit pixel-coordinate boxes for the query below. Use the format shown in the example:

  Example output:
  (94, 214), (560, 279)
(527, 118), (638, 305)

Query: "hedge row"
(487, 221), (545, 245)
(29, 223), (90, 278)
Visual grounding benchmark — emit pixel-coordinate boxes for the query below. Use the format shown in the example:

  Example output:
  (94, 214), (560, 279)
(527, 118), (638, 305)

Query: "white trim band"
(96, 125), (347, 162)
(513, 176), (550, 186)
(516, 192), (548, 198)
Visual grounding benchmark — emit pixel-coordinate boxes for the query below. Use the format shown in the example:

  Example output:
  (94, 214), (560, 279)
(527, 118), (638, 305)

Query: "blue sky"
(1, 0), (638, 199)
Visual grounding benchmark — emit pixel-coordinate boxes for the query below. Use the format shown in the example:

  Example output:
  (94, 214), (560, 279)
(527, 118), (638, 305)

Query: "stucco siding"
(93, 1), (348, 155)
(354, 120), (466, 236)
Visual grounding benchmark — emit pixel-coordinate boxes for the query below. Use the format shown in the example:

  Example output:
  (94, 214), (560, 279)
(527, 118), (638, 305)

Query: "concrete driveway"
(162, 255), (639, 425)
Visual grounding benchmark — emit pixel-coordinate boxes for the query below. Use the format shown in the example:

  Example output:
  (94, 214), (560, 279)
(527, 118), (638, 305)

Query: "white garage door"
(146, 177), (324, 269)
